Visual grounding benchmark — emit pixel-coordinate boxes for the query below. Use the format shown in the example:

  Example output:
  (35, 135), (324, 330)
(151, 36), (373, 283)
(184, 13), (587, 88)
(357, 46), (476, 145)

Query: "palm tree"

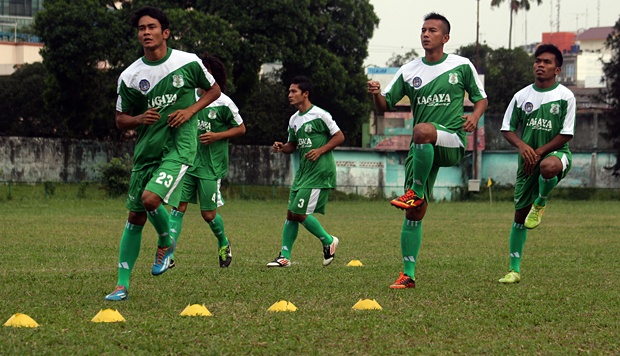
(491, 0), (543, 49)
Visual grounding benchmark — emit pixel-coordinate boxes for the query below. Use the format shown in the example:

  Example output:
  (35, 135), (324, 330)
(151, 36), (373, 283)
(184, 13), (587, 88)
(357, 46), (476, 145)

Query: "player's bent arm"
(116, 109), (158, 130)
(534, 134), (573, 157)
(281, 141), (297, 154)
(470, 98), (488, 122)
(204, 123), (246, 143)
(462, 98), (488, 132)
(372, 94), (389, 114)
(317, 130), (345, 155)
(502, 130), (538, 165)
(190, 82), (222, 116)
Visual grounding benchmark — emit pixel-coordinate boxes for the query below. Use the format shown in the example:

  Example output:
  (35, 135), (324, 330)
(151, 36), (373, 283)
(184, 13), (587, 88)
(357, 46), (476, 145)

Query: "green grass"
(0, 185), (619, 354)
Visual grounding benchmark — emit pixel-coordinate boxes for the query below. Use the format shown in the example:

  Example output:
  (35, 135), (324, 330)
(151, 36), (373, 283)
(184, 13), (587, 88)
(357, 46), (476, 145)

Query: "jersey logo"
(208, 110), (217, 119)
(412, 77), (422, 88)
(172, 74), (184, 88)
(524, 102), (533, 113)
(304, 124), (313, 134)
(550, 103), (560, 115)
(448, 73), (459, 85)
(139, 79), (150, 92)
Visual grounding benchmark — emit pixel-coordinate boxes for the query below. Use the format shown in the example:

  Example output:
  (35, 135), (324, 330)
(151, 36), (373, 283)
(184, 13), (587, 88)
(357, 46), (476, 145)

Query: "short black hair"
(291, 76), (313, 99)
(534, 44), (563, 67)
(200, 52), (227, 92)
(424, 12), (450, 34)
(130, 6), (170, 31)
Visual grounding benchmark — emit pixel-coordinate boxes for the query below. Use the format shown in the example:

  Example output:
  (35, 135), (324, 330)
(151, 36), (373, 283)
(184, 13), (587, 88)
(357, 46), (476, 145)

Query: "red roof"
(576, 27), (615, 41)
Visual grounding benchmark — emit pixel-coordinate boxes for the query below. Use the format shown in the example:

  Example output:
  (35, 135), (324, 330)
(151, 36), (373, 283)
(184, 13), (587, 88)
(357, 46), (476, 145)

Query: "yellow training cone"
(180, 304), (212, 317)
(267, 300), (298, 312)
(346, 260), (364, 267)
(4, 313), (39, 328)
(352, 299), (382, 310)
(91, 309), (125, 323)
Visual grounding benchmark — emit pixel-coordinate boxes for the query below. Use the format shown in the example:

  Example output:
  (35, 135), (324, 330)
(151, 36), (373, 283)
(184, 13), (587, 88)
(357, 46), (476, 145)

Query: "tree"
(30, 0), (379, 145)
(0, 63), (49, 136)
(455, 43), (493, 74)
(601, 17), (620, 175)
(198, 0), (380, 146)
(385, 49), (418, 67)
(34, 0), (128, 139)
(484, 47), (534, 113)
(490, 0), (542, 49)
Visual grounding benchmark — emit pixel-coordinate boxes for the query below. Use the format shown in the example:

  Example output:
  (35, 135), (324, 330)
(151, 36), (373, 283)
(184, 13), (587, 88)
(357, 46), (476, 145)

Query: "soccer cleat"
(105, 285), (129, 301)
(524, 204), (545, 229)
(498, 270), (521, 284)
(390, 189), (425, 209)
(151, 239), (176, 276)
(219, 242), (232, 268)
(266, 255), (291, 268)
(169, 259), (176, 269)
(322, 236), (339, 266)
(389, 272), (415, 289)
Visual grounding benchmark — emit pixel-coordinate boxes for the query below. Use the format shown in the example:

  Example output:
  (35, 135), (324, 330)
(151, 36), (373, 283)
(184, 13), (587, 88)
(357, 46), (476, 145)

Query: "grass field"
(1, 185), (619, 354)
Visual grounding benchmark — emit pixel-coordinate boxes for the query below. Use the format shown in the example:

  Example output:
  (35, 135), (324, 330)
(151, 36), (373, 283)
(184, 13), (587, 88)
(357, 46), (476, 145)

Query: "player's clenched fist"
(272, 142), (284, 153)
(367, 80), (381, 94)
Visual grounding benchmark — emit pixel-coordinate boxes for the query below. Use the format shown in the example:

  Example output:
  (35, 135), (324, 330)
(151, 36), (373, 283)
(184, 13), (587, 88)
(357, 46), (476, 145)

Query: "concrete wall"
(1, 136), (618, 196)
(0, 137), (132, 183)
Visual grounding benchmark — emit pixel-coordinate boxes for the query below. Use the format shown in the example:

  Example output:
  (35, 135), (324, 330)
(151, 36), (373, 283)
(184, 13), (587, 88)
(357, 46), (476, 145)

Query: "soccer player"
(105, 6), (221, 301)
(367, 13), (488, 289)
(266, 76), (344, 268)
(168, 54), (245, 268)
(498, 44), (576, 284)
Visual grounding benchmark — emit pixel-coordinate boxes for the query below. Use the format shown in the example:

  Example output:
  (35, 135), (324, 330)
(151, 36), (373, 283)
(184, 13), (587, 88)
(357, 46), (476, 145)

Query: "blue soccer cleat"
(152, 239), (176, 276)
(105, 285), (129, 301)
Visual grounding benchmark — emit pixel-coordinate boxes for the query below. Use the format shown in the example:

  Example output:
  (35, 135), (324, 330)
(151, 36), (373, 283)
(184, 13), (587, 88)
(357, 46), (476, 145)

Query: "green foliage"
(485, 47), (534, 113)
(602, 16), (620, 176)
(24, 0), (378, 146)
(0, 63), (49, 136)
(34, 0), (127, 139)
(97, 155), (133, 197)
(456, 44), (535, 114)
(43, 181), (56, 196)
(385, 49), (419, 67)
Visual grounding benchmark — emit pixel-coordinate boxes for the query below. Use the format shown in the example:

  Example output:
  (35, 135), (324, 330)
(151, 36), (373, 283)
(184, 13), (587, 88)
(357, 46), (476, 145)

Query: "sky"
(365, 0), (620, 67)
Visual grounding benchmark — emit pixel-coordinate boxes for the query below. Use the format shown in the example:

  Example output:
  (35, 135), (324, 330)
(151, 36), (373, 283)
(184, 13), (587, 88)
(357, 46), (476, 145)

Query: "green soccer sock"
(535, 175), (558, 206)
(117, 222), (143, 289)
(147, 204), (172, 247)
(280, 220), (299, 259)
(301, 214), (334, 245)
(509, 222), (527, 273)
(208, 214), (228, 248)
(168, 209), (184, 259)
(401, 218), (422, 279)
(412, 143), (434, 197)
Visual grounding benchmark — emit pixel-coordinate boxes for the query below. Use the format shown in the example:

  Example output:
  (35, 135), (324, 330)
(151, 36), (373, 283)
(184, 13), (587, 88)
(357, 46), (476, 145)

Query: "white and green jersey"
(287, 105), (341, 190)
(500, 82), (575, 151)
(382, 53), (486, 144)
(188, 93), (243, 179)
(116, 48), (216, 171)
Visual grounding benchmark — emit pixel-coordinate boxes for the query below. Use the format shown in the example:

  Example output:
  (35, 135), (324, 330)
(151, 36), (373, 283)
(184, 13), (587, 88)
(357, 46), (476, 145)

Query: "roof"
(576, 27), (615, 41)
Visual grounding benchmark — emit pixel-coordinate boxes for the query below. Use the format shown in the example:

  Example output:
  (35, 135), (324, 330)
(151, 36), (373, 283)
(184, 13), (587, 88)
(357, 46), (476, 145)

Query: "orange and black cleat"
(390, 189), (425, 209)
(389, 272), (415, 289)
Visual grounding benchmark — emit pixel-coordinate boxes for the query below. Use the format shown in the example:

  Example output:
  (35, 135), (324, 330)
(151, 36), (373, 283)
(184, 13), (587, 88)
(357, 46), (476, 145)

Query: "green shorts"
(404, 124), (465, 198)
(126, 161), (189, 212)
(179, 175), (224, 211)
(514, 149), (572, 210)
(288, 188), (331, 215)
